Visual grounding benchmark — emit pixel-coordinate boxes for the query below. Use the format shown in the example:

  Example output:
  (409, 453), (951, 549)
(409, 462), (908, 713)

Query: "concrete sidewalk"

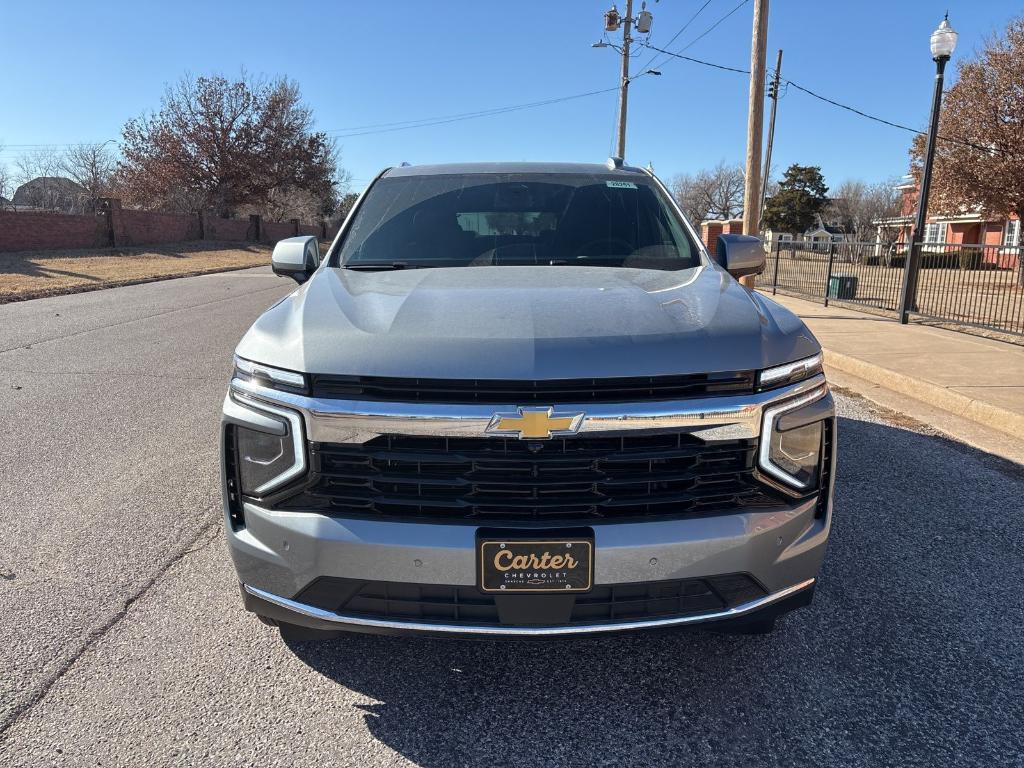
(763, 292), (1024, 455)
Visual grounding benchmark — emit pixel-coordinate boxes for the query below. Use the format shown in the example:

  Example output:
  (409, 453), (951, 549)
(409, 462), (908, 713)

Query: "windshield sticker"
(605, 180), (638, 189)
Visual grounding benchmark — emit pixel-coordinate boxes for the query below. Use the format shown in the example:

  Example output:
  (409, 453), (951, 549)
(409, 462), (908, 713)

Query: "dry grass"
(0, 241), (273, 303)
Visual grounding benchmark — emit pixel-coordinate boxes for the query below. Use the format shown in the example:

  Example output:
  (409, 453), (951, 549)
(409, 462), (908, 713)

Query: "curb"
(822, 349), (1024, 441)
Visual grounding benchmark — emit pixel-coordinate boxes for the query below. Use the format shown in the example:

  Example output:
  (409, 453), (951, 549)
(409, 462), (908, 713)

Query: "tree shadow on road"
(0, 240), (268, 280)
(284, 414), (1024, 767)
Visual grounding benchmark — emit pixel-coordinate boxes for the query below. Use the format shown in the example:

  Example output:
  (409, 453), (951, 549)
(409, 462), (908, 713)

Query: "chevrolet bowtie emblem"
(485, 407), (586, 440)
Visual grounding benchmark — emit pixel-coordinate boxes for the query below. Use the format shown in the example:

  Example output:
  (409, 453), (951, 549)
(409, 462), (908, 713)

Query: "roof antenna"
(607, 156), (624, 170)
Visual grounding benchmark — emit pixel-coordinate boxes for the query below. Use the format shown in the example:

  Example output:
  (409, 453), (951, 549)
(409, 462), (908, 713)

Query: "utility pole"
(594, 3), (653, 161)
(615, 0), (634, 160)
(740, 0), (769, 288)
(759, 48), (783, 226)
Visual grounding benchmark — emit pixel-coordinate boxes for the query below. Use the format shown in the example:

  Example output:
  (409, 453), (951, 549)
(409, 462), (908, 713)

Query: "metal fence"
(756, 239), (1024, 339)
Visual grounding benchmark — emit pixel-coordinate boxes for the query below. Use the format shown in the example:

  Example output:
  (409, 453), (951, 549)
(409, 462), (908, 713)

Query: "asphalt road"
(1, 268), (1022, 767)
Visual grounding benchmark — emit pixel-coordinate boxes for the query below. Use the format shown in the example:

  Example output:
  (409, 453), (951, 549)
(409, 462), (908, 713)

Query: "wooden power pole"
(759, 49), (783, 224)
(740, 0), (770, 287)
(615, 0), (635, 160)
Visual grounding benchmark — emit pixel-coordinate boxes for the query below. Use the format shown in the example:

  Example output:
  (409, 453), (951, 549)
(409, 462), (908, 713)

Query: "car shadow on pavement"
(284, 414), (1024, 767)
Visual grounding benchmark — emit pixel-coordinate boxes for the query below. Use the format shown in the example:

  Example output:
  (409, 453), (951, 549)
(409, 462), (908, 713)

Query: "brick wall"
(0, 210), (106, 251)
(204, 216), (252, 242)
(0, 199), (330, 253)
(119, 209), (202, 246)
(261, 220), (295, 244)
(700, 219), (744, 257)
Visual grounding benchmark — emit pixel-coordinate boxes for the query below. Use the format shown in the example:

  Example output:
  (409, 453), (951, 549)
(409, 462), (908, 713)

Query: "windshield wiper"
(342, 261), (430, 271)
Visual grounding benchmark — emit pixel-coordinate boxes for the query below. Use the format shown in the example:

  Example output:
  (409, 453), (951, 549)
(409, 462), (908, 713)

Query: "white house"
(764, 213), (849, 250)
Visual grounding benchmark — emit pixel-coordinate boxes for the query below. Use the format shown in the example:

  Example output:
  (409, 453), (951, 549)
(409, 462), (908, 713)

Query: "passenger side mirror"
(716, 234), (765, 279)
(271, 236), (320, 283)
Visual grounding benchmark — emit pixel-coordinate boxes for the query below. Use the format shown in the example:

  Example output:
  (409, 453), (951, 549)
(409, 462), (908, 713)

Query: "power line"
(1, 86), (623, 152)
(641, 43), (1005, 157)
(638, 0), (716, 73)
(676, 0), (750, 54)
(642, 43), (751, 75)
(0, 141), (116, 152)
(324, 87), (620, 138)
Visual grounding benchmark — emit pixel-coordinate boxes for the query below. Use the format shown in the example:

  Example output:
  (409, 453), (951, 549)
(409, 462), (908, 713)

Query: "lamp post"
(898, 15), (958, 324)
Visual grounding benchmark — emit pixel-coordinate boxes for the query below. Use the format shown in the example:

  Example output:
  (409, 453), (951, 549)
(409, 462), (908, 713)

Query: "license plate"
(478, 539), (593, 593)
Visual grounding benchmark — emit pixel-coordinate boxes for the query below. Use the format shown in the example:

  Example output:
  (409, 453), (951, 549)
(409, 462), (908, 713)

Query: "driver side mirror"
(716, 234), (765, 279)
(271, 236), (320, 283)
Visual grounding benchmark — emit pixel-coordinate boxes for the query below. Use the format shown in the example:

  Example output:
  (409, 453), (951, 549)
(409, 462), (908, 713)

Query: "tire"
(278, 621), (344, 642)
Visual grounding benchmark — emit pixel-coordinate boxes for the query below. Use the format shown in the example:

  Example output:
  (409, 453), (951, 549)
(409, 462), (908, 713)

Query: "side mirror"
(716, 234), (765, 279)
(271, 236), (320, 283)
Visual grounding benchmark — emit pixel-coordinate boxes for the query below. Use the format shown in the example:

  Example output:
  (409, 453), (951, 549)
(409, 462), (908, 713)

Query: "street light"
(930, 16), (959, 59)
(897, 15), (958, 324)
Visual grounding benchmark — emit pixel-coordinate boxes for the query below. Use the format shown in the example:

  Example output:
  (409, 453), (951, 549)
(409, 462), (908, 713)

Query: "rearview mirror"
(271, 236), (320, 283)
(716, 234), (765, 279)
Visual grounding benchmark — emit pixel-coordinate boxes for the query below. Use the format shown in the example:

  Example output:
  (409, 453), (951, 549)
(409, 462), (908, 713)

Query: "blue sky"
(1, 0), (1019, 194)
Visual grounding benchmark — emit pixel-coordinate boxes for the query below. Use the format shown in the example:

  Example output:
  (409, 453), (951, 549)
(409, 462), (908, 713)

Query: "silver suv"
(222, 161), (835, 640)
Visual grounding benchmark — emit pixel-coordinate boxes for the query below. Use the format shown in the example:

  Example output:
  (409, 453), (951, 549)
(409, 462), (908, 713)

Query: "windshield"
(333, 173), (700, 270)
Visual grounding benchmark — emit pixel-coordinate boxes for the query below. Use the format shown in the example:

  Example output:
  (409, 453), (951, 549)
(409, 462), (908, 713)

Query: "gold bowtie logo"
(485, 407), (586, 440)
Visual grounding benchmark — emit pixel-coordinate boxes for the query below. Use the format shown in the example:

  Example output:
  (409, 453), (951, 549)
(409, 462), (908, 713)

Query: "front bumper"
(227, 494), (829, 636)
(223, 373), (834, 637)
(241, 577), (816, 638)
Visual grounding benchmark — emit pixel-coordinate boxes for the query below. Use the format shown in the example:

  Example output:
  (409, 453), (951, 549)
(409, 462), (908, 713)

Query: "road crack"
(0, 514), (223, 740)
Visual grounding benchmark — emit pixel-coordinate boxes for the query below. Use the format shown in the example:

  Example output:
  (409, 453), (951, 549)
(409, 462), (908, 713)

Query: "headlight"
(759, 387), (827, 491)
(766, 421), (822, 488)
(230, 395), (307, 496)
(233, 355), (308, 394)
(758, 353), (823, 389)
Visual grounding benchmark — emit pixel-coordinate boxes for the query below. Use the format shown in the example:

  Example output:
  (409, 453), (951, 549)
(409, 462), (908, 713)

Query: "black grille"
(295, 574), (768, 626)
(309, 372), (757, 403)
(282, 433), (784, 522)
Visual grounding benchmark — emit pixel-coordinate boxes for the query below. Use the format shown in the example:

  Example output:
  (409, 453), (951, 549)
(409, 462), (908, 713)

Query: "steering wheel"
(572, 237), (634, 260)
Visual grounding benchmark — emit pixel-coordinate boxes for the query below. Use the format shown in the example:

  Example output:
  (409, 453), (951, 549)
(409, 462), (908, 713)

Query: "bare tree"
(330, 192), (360, 228)
(259, 186), (322, 223)
(60, 142), (115, 210)
(670, 162), (745, 224)
(0, 145), (11, 207)
(117, 72), (339, 218)
(13, 148), (63, 208)
(828, 179), (901, 241)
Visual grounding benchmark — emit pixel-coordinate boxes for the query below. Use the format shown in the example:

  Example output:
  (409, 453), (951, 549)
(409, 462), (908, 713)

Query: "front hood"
(237, 265), (819, 380)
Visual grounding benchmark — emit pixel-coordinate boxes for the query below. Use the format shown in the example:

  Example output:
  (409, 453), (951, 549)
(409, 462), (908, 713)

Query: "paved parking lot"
(1, 268), (1022, 767)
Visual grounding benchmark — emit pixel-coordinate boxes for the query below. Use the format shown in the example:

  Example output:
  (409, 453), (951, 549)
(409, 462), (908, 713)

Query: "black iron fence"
(756, 239), (1024, 338)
